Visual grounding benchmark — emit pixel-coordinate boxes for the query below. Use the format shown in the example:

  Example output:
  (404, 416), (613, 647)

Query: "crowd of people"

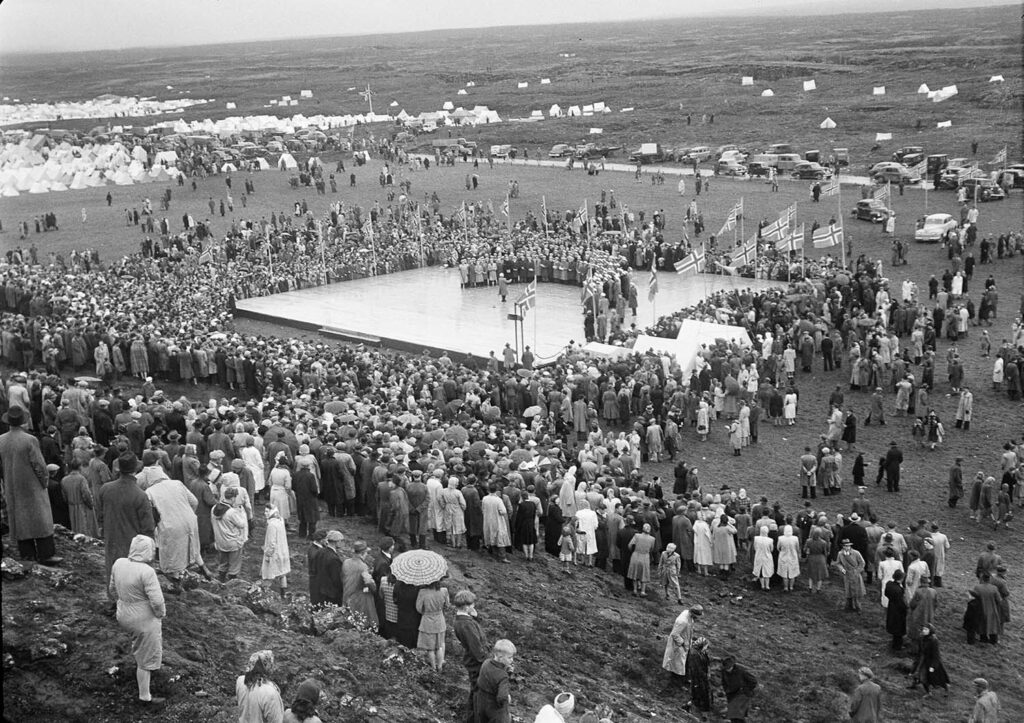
(2, 149), (1022, 722)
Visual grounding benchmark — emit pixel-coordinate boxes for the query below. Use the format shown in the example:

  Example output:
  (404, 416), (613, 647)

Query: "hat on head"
(553, 693), (576, 716)
(294, 678), (321, 705)
(973, 678), (989, 688)
(2, 407), (27, 426)
(118, 451), (139, 473)
(352, 540), (368, 553)
(858, 667), (874, 679)
(849, 513), (861, 522)
(326, 530), (344, 544)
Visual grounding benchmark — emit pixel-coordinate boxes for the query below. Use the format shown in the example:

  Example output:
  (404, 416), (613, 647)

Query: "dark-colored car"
(746, 161), (771, 177)
(852, 199), (892, 223)
(959, 178), (1006, 201)
(791, 161), (832, 180)
(892, 146), (925, 166)
(926, 154), (949, 176)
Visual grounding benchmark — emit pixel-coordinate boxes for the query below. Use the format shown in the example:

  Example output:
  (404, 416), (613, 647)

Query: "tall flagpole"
(541, 195), (549, 238)
(836, 179), (846, 269)
(533, 264), (539, 354)
(506, 192), (512, 239)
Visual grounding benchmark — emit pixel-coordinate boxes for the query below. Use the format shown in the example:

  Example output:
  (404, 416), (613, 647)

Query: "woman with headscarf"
(212, 486), (249, 582)
(687, 636), (713, 715)
(556, 468), (579, 519)
(440, 477), (467, 548)
(236, 649), (284, 723)
(752, 527), (774, 591)
(283, 679), (323, 723)
(693, 513), (713, 576)
(776, 525), (801, 592)
(261, 505), (291, 598)
(574, 500), (599, 567)
(109, 535), (165, 706)
(268, 454), (293, 521)
(711, 513), (737, 577)
(145, 472), (211, 586)
(627, 522), (655, 596)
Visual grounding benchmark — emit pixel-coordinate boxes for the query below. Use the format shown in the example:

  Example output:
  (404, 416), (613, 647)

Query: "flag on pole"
(820, 178), (840, 197)
(760, 217), (786, 243)
(780, 203), (797, 227)
(811, 223), (843, 249)
(198, 248), (214, 264)
(647, 259), (659, 301)
(909, 159), (927, 177)
(500, 198), (509, 217)
(774, 227), (804, 253)
(674, 248), (705, 275)
(992, 147), (1007, 166)
(517, 278), (537, 311)
(872, 184), (890, 204)
(718, 199), (743, 236)
(730, 241), (757, 266)
(574, 201), (589, 228)
(362, 219), (374, 240)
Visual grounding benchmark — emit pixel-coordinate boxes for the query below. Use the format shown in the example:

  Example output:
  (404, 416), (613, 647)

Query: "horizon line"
(0, 2), (1012, 58)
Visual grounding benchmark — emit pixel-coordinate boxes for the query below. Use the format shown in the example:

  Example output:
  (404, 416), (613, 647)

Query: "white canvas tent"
(457, 89), (468, 95)
(567, 105), (581, 117)
(989, 75), (1004, 82)
(589, 128), (603, 134)
(819, 117), (836, 129)
(517, 82), (528, 89)
(278, 153), (298, 170)
(936, 120), (952, 128)
(620, 107), (634, 112)
(442, 101), (455, 110)
(225, 102), (237, 109)
(761, 89), (774, 97)
(540, 78), (551, 85)
(300, 90), (313, 98)
(872, 86), (885, 95)
(741, 76), (754, 86)
(253, 157), (271, 170)
(875, 132), (893, 141)
(803, 79), (816, 91)
(917, 84), (930, 94)
(548, 104), (563, 117)
(673, 320), (753, 376)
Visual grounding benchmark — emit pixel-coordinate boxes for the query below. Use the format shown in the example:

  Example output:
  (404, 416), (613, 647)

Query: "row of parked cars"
(617, 142), (845, 180)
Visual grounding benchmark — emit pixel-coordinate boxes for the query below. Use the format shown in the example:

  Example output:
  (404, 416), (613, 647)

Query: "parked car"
(995, 169), (1024, 189)
(775, 153), (803, 171)
(870, 162), (919, 184)
(791, 161), (832, 180)
(768, 143), (795, 155)
(852, 199), (892, 223)
(717, 159), (748, 176)
(926, 154), (949, 176)
(833, 148), (850, 166)
(681, 146), (712, 163)
(548, 143), (572, 158)
(959, 177), (1006, 201)
(629, 143), (665, 164)
(490, 144), (513, 158)
(914, 213), (958, 242)
(746, 161), (772, 177)
(892, 146), (925, 165)
(718, 149), (746, 164)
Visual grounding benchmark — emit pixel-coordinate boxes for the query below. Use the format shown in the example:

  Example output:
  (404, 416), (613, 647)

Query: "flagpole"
(541, 195), (549, 238)
(533, 266), (539, 354)
(317, 220), (325, 282)
(837, 180), (846, 269)
(506, 192), (512, 239)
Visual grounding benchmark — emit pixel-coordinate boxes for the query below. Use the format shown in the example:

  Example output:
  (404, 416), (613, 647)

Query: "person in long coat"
(885, 570), (909, 650)
(98, 452), (156, 587)
(776, 525), (801, 591)
(393, 580), (426, 649)
(463, 481), (484, 550)
(803, 527), (830, 593)
(906, 577), (938, 652)
(513, 489), (539, 559)
(481, 484), (512, 561)
(342, 541), (379, 630)
(146, 475), (206, 582)
(686, 636), (714, 714)
(109, 535), (166, 704)
(261, 505), (291, 597)
(268, 456), (293, 520)
(61, 461), (98, 537)
(911, 626), (950, 694)
(837, 539), (866, 611)
(440, 477), (467, 548)
(185, 469), (219, 552)
(711, 514), (737, 573)
(662, 606), (703, 681)
(0, 406), (59, 562)
(386, 478), (411, 540)
(627, 523), (656, 595)
(973, 573), (1004, 643)
(752, 527), (775, 590)
(693, 515), (713, 575)
(721, 656), (758, 722)
(672, 509), (694, 572)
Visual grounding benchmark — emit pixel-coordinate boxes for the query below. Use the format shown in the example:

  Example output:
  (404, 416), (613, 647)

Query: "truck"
(629, 142), (665, 164)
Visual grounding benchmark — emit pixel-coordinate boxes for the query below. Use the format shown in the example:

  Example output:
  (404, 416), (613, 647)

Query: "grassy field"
(2, 6), (1023, 722)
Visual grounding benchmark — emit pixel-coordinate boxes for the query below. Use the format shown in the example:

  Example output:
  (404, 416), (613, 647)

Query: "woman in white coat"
(692, 514), (713, 576)
(261, 505), (291, 598)
(267, 454), (293, 520)
(783, 389), (798, 426)
(752, 528), (775, 590)
(776, 525), (802, 591)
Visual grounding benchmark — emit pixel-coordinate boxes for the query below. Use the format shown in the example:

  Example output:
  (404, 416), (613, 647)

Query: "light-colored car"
(870, 162), (919, 184)
(681, 146), (712, 162)
(717, 159), (748, 176)
(914, 213), (957, 243)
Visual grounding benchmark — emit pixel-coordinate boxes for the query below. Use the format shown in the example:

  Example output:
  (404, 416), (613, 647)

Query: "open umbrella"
(336, 413), (359, 424)
(523, 405), (543, 418)
(444, 424), (469, 446)
(397, 412), (421, 425)
(391, 549), (448, 586)
(324, 400), (347, 414)
(517, 368), (534, 379)
(208, 332), (228, 340)
(73, 376), (102, 385)
(263, 425), (299, 451)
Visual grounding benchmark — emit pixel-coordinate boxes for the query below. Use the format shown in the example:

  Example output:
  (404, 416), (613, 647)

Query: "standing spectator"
(0, 406), (62, 564)
(720, 655), (758, 723)
(482, 483), (512, 562)
(212, 487), (249, 582)
(884, 441), (903, 493)
(416, 581), (450, 671)
(236, 650), (284, 723)
(108, 535), (165, 707)
(848, 667), (882, 723)
(453, 590), (489, 723)
(283, 679), (323, 723)
(885, 570), (908, 650)
(292, 458), (320, 539)
(837, 538), (867, 611)
(97, 452), (155, 588)
(968, 678), (1000, 723)
(909, 626), (950, 696)
(261, 505), (291, 598)
(342, 540), (378, 629)
(686, 637), (714, 715)
(475, 639), (515, 723)
(662, 606), (703, 686)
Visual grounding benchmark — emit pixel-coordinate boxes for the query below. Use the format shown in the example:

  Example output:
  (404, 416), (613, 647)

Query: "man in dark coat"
(96, 451), (155, 587)
(475, 640), (514, 723)
(884, 441), (903, 492)
(406, 471), (429, 549)
(292, 458), (320, 539)
(310, 530), (345, 607)
(453, 590), (490, 723)
(319, 449), (344, 517)
(885, 570), (909, 649)
(721, 655), (758, 722)
(0, 407), (62, 564)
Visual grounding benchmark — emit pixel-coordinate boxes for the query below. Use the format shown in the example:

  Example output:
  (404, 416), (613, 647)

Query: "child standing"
(558, 524), (577, 573)
(660, 543), (683, 603)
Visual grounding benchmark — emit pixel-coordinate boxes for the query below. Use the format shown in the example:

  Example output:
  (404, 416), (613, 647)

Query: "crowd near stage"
(234, 266), (783, 361)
